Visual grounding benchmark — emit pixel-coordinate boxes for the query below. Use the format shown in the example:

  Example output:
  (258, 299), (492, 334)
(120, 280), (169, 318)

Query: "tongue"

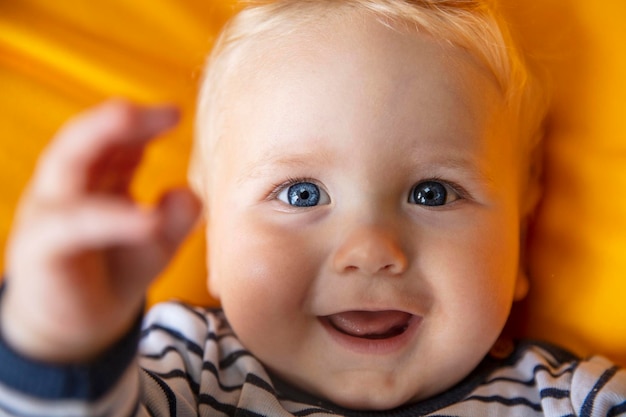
(327, 311), (412, 339)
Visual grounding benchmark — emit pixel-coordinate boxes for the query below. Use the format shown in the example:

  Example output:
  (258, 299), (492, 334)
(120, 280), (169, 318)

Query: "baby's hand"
(1, 100), (201, 363)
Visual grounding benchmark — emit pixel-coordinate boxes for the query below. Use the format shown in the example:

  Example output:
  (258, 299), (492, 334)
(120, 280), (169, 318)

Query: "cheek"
(481, 231), (520, 318)
(207, 211), (322, 330)
(432, 211), (520, 330)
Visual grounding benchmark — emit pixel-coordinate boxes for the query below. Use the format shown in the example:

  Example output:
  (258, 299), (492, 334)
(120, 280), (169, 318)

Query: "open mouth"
(322, 310), (414, 340)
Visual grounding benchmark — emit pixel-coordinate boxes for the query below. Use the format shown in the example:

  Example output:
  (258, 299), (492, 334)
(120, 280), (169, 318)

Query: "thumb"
(156, 187), (202, 254)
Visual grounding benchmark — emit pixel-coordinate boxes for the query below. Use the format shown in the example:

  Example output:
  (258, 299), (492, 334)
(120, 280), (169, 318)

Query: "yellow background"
(1, 1), (625, 364)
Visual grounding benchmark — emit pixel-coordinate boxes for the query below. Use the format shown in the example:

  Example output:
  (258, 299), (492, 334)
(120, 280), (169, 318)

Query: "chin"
(333, 396), (412, 412)
(322, 383), (416, 412)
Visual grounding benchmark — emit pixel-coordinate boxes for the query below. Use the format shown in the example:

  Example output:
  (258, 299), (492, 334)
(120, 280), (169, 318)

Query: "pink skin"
(2, 100), (201, 363)
(204, 14), (531, 410)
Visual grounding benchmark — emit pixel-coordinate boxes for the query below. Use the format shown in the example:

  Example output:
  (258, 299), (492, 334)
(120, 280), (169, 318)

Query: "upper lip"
(313, 290), (427, 318)
(318, 306), (421, 317)
(319, 308), (415, 316)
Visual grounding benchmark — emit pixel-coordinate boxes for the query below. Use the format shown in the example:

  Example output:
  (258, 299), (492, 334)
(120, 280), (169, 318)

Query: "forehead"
(222, 10), (500, 99)
(205, 10), (517, 192)
(220, 15), (504, 136)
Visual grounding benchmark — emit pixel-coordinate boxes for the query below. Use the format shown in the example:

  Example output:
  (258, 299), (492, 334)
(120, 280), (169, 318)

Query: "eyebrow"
(237, 150), (333, 183)
(430, 155), (496, 188)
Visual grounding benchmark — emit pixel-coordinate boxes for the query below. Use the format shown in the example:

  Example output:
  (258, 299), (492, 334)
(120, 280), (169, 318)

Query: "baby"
(1, 0), (625, 416)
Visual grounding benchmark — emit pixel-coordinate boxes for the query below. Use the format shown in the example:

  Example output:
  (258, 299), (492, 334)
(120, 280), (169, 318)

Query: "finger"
(31, 100), (179, 200)
(11, 198), (159, 261)
(84, 141), (144, 196)
(95, 188), (202, 289)
(155, 187), (202, 255)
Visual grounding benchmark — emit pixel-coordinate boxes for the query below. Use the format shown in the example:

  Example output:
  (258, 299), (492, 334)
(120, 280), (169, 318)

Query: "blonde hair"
(189, 0), (547, 202)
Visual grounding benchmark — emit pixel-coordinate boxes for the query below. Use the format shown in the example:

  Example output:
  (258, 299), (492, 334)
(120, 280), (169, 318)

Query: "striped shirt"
(1, 301), (625, 416)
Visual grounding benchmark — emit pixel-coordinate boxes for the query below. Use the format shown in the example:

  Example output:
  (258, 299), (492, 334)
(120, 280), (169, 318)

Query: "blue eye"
(410, 181), (456, 206)
(278, 181), (329, 207)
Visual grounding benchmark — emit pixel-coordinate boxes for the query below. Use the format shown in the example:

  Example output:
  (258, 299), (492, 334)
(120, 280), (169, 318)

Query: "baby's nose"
(332, 225), (408, 276)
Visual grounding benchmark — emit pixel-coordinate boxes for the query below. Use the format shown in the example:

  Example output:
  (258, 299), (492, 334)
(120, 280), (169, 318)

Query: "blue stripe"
(465, 394), (542, 411)
(167, 304), (235, 339)
(580, 366), (619, 417)
(173, 301), (213, 324)
(202, 361), (246, 392)
(149, 368), (200, 394)
(144, 356), (261, 395)
(540, 388), (570, 399)
(292, 407), (340, 416)
(219, 349), (254, 369)
(608, 400), (626, 417)
(140, 345), (180, 361)
(140, 324), (204, 357)
(199, 393), (267, 417)
(485, 363), (575, 388)
(143, 369), (177, 416)
(245, 373), (276, 395)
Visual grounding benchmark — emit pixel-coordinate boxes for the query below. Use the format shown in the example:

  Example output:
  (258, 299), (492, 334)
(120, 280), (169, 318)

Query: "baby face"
(204, 14), (528, 410)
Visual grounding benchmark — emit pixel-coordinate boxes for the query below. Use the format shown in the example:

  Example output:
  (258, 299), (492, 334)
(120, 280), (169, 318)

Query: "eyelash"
(266, 176), (321, 201)
(420, 176), (470, 200)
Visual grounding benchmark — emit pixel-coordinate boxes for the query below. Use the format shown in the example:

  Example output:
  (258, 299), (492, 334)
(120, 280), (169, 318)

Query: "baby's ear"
(513, 268), (529, 301)
(521, 170), (542, 219)
(208, 286), (221, 300)
(515, 175), (541, 302)
(514, 218), (532, 302)
(521, 136), (544, 217)
(203, 222), (222, 301)
(207, 272), (221, 300)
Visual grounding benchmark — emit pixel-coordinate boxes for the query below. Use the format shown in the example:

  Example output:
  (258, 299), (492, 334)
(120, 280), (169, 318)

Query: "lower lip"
(318, 315), (422, 355)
